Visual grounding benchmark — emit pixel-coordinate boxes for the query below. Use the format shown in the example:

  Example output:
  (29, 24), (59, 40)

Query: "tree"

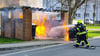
(46, 0), (87, 24)
(84, 0), (88, 24)
(58, 0), (87, 24)
(66, 0), (87, 24)
(93, 0), (96, 24)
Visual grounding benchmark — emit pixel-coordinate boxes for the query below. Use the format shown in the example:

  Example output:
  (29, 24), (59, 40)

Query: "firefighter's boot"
(81, 42), (85, 46)
(73, 44), (79, 48)
(85, 46), (89, 49)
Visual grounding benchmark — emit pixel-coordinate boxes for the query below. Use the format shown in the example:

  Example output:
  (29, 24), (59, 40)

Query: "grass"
(86, 24), (100, 26)
(87, 24), (100, 38)
(0, 37), (24, 44)
(88, 31), (100, 38)
(86, 24), (100, 29)
(87, 26), (100, 29)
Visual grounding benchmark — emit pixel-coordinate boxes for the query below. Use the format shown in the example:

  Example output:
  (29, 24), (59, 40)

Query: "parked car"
(85, 19), (93, 24)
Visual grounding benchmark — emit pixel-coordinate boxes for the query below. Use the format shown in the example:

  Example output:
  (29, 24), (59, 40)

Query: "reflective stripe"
(76, 43), (80, 45)
(86, 44), (89, 46)
(81, 41), (84, 42)
(77, 31), (87, 35)
(77, 28), (80, 32)
(86, 39), (90, 46)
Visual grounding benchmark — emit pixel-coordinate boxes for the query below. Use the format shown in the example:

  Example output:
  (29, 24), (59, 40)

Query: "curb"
(0, 41), (71, 51)
(0, 43), (61, 51)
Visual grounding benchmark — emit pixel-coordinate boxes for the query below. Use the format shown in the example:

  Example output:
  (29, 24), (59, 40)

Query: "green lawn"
(87, 26), (100, 29)
(87, 24), (100, 38)
(86, 24), (100, 26)
(88, 30), (100, 38)
(0, 37), (24, 44)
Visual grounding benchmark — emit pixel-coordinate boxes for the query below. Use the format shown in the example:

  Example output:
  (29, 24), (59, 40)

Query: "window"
(84, 4), (89, 9)
(85, 13), (89, 17)
(76, 13), (81, 17)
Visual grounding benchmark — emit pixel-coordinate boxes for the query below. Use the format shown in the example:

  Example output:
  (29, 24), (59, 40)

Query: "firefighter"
(74, 20), (90, 48)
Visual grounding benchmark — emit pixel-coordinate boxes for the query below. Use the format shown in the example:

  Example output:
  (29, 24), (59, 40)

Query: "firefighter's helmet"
(77, 20), (82, 24)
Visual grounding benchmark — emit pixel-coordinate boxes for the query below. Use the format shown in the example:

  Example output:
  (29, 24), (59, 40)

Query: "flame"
(33, 13), (47, 36)
(63, 21), (70, 41)
(19, 14), (23, 19)
(36, 26), (46, 36)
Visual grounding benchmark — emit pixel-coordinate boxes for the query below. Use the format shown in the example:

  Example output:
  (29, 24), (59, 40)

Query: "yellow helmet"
(77, 20), (82, 24)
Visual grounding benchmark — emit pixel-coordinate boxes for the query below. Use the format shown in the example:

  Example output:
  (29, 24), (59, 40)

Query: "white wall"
(76, 1), (100, 21)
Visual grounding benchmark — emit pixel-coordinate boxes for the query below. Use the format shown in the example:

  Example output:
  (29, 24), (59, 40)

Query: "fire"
(19, 14), (23, 19)
(36, 26), (46, 36)
(62, 21), (70, 41)
(33, 13), (47, 36)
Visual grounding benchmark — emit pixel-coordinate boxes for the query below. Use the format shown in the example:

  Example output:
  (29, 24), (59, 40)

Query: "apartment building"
(76, 0), (100, 21)
(43, 0), (100, 21)
(0, 0), (43, 8)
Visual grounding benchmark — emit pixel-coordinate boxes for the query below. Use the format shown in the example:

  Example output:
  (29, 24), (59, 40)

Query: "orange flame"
(19, 14), (23, 19)
(63, 21), (70, 41)
(33, 13), (47, 36)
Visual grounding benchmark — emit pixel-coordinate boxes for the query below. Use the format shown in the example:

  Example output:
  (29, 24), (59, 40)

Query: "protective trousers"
(76, 34), (89, 46)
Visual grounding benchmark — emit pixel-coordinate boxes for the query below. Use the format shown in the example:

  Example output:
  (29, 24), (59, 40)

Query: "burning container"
(0, 6), (70, 41)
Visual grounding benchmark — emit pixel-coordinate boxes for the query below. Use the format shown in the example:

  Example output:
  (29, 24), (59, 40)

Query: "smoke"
(32, 10), (75, 39)
(47, 25), (75, 38)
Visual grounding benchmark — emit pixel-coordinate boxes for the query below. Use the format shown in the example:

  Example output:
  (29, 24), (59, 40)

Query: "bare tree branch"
(67, 0), (86, 24)
(77, 0), (86, 8)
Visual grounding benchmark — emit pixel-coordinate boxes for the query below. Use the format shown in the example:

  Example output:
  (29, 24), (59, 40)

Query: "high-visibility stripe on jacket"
(75, 23), (87, 35)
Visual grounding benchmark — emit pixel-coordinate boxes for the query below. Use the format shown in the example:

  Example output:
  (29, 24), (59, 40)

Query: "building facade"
(0, 0), (43, 8)
(76, 0), (100, 21)
(43, 0), (68, 10)
(0, 0), (100, 21)
(43, 0), (100, 21)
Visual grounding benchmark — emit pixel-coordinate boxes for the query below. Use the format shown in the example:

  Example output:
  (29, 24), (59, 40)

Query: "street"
(1, 38), (100, 56)
(0, 0), (100, 56)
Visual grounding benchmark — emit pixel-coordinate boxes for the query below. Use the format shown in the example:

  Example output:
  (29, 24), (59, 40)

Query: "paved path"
(88, 29), (100, 31)
(0, 40), (71, 50)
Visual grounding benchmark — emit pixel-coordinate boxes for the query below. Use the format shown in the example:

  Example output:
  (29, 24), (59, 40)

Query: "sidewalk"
(0, 36), (100, 51)
(0, 40), (73, 50)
